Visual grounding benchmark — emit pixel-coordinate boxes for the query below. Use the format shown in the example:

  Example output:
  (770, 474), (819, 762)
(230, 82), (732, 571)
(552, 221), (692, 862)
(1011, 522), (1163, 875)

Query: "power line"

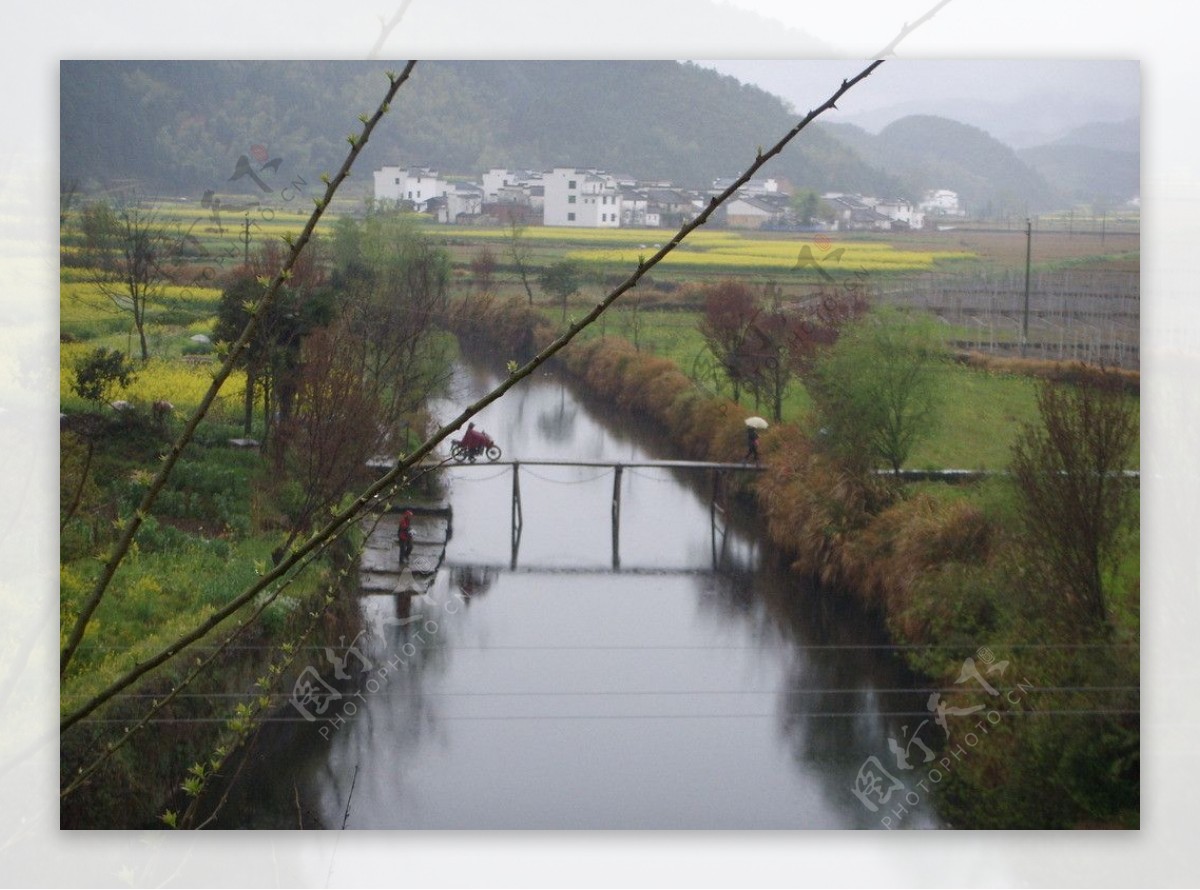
(77, 709), (1142, 724)
(72, 641), (1138, 652)
(61, 685), (1140, 700)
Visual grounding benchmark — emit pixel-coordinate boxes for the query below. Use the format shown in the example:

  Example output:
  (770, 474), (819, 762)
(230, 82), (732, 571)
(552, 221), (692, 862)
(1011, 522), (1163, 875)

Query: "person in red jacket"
(397, 510), (414, 564)
(461, 422), (488, 456)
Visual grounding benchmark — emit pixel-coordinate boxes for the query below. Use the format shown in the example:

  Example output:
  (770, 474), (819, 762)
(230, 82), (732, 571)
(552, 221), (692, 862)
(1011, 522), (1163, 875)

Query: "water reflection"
(213, 362), (939, 829)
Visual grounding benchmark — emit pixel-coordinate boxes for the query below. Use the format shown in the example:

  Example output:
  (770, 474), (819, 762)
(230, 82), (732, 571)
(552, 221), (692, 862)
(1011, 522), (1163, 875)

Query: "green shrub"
(71, 347), (138, 407)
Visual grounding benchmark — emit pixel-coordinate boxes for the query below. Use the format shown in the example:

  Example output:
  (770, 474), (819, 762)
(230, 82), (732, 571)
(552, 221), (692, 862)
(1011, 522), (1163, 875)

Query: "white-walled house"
(373, 166), (447, 211)
(481, 168), (543, 205)
(712, 176), (779, 195)
(822, 192), (925, 230)
(437, 183), (485, 223)
(919, 189), (965, 217)
(543, 168), (622, 227)
(873, 198), (925, 229)
(619, 189), (661, 228)
(482, 168), (517, 203)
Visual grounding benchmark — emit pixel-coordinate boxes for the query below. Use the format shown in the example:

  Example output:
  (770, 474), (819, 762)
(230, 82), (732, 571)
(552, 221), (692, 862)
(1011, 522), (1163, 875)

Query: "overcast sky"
(691, 58), (1140, 147)
(695, 58), (1140, 118)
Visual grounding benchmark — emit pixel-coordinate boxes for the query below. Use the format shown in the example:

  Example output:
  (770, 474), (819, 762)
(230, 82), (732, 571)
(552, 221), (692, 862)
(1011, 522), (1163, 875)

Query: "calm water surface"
(217, 361), (939, 829)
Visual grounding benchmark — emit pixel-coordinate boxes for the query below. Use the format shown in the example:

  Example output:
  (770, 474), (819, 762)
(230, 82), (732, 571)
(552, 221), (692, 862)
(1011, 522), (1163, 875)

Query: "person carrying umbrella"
(744, 416), (768, 463)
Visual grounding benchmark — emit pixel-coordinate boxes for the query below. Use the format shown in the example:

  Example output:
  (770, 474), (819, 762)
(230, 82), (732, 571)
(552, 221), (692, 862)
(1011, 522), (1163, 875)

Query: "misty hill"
(1049, 117), (1140, 153)
(820, 115), (1058, 215)
(1017, 144), (1139, 207)
(833, 79), (1138, 151)
(1014, 117), (1140, 206)
(60, 60), (901, 198)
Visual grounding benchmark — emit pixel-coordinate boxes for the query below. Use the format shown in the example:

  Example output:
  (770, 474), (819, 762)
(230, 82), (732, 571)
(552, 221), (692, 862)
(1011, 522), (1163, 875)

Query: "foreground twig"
(341, 764), (360, 829)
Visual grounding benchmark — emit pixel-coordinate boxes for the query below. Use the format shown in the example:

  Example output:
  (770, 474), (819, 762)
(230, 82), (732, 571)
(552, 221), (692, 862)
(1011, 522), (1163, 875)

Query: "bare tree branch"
(876, 0), (957, 56)
(368, 0), (415, 60)
(341, 764), (360, 829)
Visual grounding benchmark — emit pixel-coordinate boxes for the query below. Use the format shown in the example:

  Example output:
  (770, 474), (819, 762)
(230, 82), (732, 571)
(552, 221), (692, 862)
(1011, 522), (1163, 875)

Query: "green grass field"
(527, 299), (1140, 471)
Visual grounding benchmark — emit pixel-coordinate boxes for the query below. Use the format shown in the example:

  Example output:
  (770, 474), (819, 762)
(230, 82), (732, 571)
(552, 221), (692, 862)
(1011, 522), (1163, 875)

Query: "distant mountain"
(60, 60), (901, 198)
(65, 63), (1135, 217)
(837, 93), (1138, 150)
(1017, 118), (1140, 206)
(820, 115), (1057, 215)
(1048, 117), (1140, 153)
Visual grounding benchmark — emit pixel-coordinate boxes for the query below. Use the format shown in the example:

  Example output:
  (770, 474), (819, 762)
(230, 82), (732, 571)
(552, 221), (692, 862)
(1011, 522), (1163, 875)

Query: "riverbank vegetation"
(449, 286), (1139, 828)
(58, 195), (453, 826)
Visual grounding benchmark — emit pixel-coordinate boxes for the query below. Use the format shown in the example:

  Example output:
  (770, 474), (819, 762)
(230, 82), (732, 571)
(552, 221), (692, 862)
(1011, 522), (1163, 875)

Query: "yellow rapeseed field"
(60, 343), (246, 415)
(61, 278), (223, 325)
(426, 224), (975, 273)
(565, 239), (973, 272)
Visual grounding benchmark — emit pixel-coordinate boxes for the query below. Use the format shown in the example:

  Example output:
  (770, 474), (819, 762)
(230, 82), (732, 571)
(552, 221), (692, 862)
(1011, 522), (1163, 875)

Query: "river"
(213, 360), (940, 829)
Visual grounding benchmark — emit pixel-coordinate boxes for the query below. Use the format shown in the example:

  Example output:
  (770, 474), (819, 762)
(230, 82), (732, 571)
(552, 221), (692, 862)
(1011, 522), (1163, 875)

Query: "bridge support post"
(710, 468), (725, 567)
(710, 469), (722, 521)
(511, 462), (523, 568)
(511, 461), (523, 533)
(611, 464), (623, 569)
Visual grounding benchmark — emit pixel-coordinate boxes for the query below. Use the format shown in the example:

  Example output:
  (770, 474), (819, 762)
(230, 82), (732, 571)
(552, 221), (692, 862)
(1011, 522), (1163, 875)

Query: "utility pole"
(243, 216), (251, 265)
(1021, 218), (1032, 358)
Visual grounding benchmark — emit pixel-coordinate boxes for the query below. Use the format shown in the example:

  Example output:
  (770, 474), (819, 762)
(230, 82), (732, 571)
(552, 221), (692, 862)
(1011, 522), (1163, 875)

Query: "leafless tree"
(1010, 366), (1138, 628)
(81, 199), (178, 362)
(334, 213), (454, 426)
(506, 210), (536, 304)
(271, 321), (386, 560)
(697, 279), (762, 403)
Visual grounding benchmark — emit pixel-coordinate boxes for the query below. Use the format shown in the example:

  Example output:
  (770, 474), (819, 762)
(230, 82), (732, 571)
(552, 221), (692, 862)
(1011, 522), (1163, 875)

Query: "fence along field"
(882, 266), (1139, 369)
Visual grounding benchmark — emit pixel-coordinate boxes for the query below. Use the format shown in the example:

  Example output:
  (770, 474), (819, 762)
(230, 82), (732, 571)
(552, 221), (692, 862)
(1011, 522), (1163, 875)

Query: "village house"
(542, 167), (622, 228)
(372, 166), (447, 212)
(711, 176), (780, 196)
(481, 168), (543, 205)
(435, 182), (485, 224)
(370, 158), (971, 232)
(822, 192), (925, 231)
(919, 188), (965, 217)
(641, 187), (703, 227)
(722, 192), (792, 229)
(619, 188), (661, 228)
(872, 198), (924, 229)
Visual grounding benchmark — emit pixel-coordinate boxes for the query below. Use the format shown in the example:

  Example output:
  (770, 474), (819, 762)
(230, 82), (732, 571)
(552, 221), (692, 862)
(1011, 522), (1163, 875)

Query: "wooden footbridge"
(365, 457), (764, 574)
(361, 455), (1112, 585)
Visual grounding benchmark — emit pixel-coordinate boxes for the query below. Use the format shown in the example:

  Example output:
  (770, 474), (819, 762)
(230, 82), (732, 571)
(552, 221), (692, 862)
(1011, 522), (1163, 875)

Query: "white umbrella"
(744, 416), (769, 430)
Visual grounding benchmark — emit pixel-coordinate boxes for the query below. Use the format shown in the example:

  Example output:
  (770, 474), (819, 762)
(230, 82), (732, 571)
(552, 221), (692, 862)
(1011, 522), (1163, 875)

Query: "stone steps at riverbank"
(359, 512), (451, 595)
